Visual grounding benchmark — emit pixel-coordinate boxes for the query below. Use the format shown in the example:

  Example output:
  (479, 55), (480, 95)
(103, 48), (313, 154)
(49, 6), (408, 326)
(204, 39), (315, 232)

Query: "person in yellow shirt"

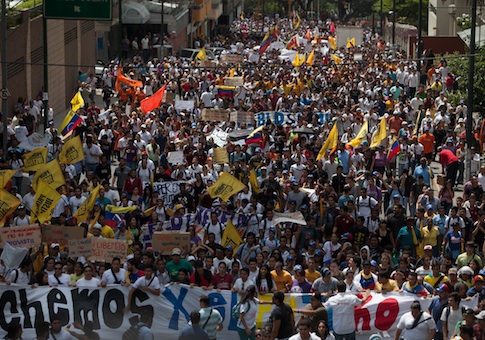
(424, 261), (448, 289)
(271, 262), (293, 292)
(90, 215), (115, 238)
(422, 217), (441, 256)
(375, 271), (400, 293)
(305, 258), (322, 284)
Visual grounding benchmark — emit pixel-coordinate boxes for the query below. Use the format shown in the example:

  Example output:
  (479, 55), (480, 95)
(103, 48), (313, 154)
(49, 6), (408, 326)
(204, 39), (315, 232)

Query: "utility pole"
(119, 0), (123, 61)
(466, 0), (477, 181)
(42, 13), (48, 130)
(392, 0), (396, 47)
(161, 0), (164, 44)
(380, 0), (383, 35)
(1, 0), (7, 153)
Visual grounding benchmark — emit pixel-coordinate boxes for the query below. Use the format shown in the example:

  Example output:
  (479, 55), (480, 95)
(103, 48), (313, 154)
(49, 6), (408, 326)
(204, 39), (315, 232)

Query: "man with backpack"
(441, 292), (464, 339)
(178, 311), (210, 340)
(204, 211), (224, 244)
(269, 291), (296, 340)
(6, 256), (32, 284)
(123, 310), (154, 340)
(199, 295), (223, 340)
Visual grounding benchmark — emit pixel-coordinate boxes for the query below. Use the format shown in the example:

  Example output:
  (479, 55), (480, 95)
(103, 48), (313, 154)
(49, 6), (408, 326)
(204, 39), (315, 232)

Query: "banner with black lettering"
(0, 285), (478, 339)
(254, 111), (332, 127)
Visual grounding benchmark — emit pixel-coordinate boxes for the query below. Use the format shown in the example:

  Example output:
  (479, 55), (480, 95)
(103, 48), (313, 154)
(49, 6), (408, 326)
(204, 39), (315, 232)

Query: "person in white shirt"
(13, 205), (31, 226)
(48, 263), (72, 286)
(22, 185), (36, 212)
(232, 268), (254, 296)
(69, 187), (86, 214)
(75, 266), (100, 287)
(101, 257), (126, 286)
(83, 138), (103, 172)
(49, 317), (75, 340)
(124, 264), (161, 313)
(394, 301), (436, 340)
(289, 319), (322, 340)
(6, 257), (32, 284)
(356, 188), (378, 219)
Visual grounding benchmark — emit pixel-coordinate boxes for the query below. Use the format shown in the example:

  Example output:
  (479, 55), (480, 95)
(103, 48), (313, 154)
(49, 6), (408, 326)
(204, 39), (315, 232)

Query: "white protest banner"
(41, 225), (85, 246)
(248, 53), (260, 63)
(230, 111), (254, 126)
(17, 133), (50, 151)
(209, 127), (229, 147)
(90, 238), (128, 262)
(0, 224), (41, 248)
(68, 238), (93, 258)
(151, 231), (191, 255)
(254, 111), (331, 127)
(0, 242), (28, 268)
(174, 100), (195, 111)
(0, 286), (475, 340)
(224, 77), (244, 86)
(146, 181), (183, 203)
(273, 211), (307, 226)
(202, 108), (229, 122)
(167, 151), (184, 165)
(221, 54), (244, 64)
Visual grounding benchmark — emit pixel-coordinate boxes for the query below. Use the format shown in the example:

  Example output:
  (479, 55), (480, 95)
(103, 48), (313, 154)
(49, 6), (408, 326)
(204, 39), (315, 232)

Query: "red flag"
(140, 84), (167, 114)
(115, 70), (143, 92)
(330, 22), (335, 34)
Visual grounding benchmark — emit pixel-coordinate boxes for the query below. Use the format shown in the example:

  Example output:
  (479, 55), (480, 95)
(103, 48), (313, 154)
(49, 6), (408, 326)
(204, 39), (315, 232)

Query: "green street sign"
(44, 0), (113, 21)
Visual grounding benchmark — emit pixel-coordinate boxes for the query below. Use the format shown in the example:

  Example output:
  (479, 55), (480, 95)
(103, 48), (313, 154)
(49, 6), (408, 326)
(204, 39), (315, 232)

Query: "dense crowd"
(1, 14), (485, 340)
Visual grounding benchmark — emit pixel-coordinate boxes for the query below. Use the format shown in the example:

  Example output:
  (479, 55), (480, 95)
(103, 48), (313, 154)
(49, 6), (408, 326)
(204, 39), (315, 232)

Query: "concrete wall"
(0, 8), (96, 119)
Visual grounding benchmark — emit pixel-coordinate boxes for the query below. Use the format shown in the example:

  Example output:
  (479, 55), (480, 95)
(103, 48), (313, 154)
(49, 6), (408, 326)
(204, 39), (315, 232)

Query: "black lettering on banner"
(102, 289), (124, 328)
(47, 289), (69, 326)
(71, 289), (100, 329)
(0, 290), (21, 331)
(20, 288), (44, 328)
(130, 290), (154, 326)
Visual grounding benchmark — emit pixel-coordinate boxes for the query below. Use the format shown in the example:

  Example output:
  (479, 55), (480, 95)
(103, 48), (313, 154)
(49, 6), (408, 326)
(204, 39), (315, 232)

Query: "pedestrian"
(269, 290), (296, 339)
(288, 319), (321, 340)
(237, 285), (259, 340)
(394, 300), (436, 340)
(178, 310), (210, 340)
(199, 294), (223, 340)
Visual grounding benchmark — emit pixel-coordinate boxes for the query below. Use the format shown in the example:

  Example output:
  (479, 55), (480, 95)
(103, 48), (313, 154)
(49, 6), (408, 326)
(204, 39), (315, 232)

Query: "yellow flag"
(370, 118), (388, 148)
(213, 148), (229, 164)
(229, 68), (236, 77)
(31, 180), (61, 224)
(306, 49), (315, 66)
(328, 36), (337, 50)
(0, 189), (21, 226)
(142, 205), (156, 217)
(221, 220), (243, 256)
(346, 37), (356, 48)
(0, 170), (17, 189)
(33, 159), (64, 191)
(73, 184), (101, 223)
(196, 47), (207, 61)
(207, 172), (246, 202)
(292, 53), (305, 67)
(317, 123), (338, 160)
(249, 169), (261, 194)
(105, 204), (137, 214)
(70, 91), (85, 113)
(347, 120), (369, 147)
(58, 136), (85, 164)
(331, 54), (342, 65)
(23, 147), (48, 171)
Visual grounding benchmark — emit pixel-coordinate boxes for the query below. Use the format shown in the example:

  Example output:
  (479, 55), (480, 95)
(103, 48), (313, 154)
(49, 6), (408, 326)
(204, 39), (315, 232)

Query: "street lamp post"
(466, 0), (477, 180)
(1, 0), (7, 153)
(392, 0), (396, 47)
(380, 0), (383, 35)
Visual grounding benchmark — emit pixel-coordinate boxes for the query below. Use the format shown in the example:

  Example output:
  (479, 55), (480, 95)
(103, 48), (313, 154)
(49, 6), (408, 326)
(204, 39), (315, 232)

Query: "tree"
(372, 0), (429, 28)
(447, 48), (485, 114)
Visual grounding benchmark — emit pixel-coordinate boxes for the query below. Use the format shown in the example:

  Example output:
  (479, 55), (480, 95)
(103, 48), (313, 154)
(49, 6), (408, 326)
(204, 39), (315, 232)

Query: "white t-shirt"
(76, 277), (101, 287)
(440, 306), (463, 337)
(356, 196), (378, 219)
(236, 298), (258, 329)
(133, 275), (161, 290)
(397, 311), (436, 340)
(102, 268), (127, 284)
(69, 196), (86, 214)
(13, 215), (31, 226)
(324, 293), (361, 334)
(289, 333), (322, 340)
(48, 273), (72, 285)
(233, 278), (254, 292)
(6, 269), (30, 284)
(322, 241), (341, 263)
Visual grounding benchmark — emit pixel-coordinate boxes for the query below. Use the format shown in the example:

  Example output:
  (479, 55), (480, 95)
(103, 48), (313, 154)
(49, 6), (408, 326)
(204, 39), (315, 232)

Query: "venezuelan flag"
(217, 85), (235, 98)
(245, 125), (264, 145)
(387, 138), (401, 162)
(259, 33), (273, 54)
(287, 35), (299, 50)
(60, 110), (83, 136)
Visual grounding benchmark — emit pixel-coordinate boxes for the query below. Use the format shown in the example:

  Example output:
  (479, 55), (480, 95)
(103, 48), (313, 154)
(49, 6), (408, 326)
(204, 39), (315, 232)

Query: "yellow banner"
(73, 184), (101, 223)
(317, 123), (338, 160)
(58, 136), (85, 164)
(331, 54), (342, 65)
(221, 220), (243, 256)
(31, 180), (61, 224)
(207, 172), (246, 202)
(0, 170), (16, 189)
(306, 49), (315, 66)
(213, 148), (229, 164)
(249, 169), (261, 194)
(347, 120), (369, 147)
(70, 91), (85, 113)
(105, 205), (137, 214)
(196, 47), (207, 61)
(23, 147), (48, 171)
(33, 160), (64, 191)
(370, 118), (388, 148)
(0, 189), (21, 226)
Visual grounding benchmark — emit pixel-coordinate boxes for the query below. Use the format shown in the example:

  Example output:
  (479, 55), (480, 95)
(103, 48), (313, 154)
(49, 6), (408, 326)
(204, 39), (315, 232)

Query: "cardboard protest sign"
(174, 100), (195, 111)
(147, 181), (183, 203)
(68, 238), (93, 258)
(42, 225), (85, 246)
(221, 54), (244, 64)
(0, 224), (42, 248)
(151, 231), (190, 255)
(167, 151), (184, 165)
(90, 238), (128, 262)
(213, 148), (229, 164)
(230, 111), (254, 125)
(224, 77), (244, 86)
(201, 108), (228, 122)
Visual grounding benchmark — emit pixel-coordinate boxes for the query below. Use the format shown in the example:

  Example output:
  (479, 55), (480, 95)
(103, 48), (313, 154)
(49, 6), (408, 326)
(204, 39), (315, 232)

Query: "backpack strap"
(13, 269), (18, 284)
(111, 268), (121, 284)
(202, 308), (213, 329)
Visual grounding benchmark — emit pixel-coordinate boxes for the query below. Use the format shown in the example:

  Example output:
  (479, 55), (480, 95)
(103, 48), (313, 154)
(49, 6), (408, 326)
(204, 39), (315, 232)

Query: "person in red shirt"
(189, 260), (213, 289)
(419, 128), (436, 160)
(439, 146), (460, 186)
(333, 206), (355, 235)
(211, 261), (233, 290)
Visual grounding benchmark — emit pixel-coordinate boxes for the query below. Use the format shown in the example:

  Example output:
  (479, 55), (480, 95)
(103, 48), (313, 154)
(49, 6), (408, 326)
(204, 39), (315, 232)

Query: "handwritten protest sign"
(167, 151), (184, 165)
(201, 108), (229, 122)
(68, 238), (93, 258)
(221, 54), (244, 64)
(230, 111), (254, 125)
(151, 231), (190, 255)
(273, 211), (307, 226)
(42, 225), (85, 246)
(145, 181), (183, 203)
(0, 224), (41, 248)
(0, 242), (28, 268)
(213, 148), (229, 164)
(174, 100), (195, 111)
(224, 77), (244, 86)
(90, 238), (128, 262)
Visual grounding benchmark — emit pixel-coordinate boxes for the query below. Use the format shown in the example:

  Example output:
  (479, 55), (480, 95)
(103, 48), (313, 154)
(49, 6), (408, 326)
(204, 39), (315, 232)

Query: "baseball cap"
(393, 194), (400, 199)
(315, 249), (324, 256)
(426, 204), (433, 210)
(474, 275), (484, 282)
(321, 268), (331, 276)
(424, 245), (433, 251)
(187, 255), (196, 261)
(309, 241), (316, 247)
(287, 255), (295, 261)
(446, 138), (454, 143)
(225, 245), (233, 251)
(464, 308), (476, 316)
(448, 268), (458, 275)
(262, 246), (270, 253)
(436, 284), (449, 293)
(172, 248), (182, 255)
(50, 243), (60, 248)
(93, 223), (102, 230)
(341, 232), (353, 241)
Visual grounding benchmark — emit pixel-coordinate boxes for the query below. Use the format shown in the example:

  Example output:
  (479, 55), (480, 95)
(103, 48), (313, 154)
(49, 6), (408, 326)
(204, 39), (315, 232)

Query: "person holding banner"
(394, 301), (436, 340)
(124, 264), (160, 313)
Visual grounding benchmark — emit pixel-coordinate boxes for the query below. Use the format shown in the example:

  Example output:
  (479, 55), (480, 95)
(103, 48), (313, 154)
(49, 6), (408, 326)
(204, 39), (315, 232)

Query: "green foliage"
(447, 48), (485, 114)
(372, 0), (428, 27)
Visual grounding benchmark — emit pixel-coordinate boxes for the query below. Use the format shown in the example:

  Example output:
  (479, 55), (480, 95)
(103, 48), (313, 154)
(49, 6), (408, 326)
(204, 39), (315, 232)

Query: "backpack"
(232, 301), (250, 320)
(122, 323), (149, 340)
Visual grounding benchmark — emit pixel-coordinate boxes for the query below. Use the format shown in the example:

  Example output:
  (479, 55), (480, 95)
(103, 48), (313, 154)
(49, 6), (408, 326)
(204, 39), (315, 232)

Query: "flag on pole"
(115, 69), (143, 92)
(259, 32), (272, 54)
(331, 54), (342, 65)
(0, 189), (21, 226)
(347, 120), (369, 147)
(104, 205), (137, 228)
(305, 29), (311, 40)
(221, 220), (243, 256)
(293, 11), (301, 29)
(73, 184), (101, 223)
(328, 36), (337, 50)
(70, 91), (85, 112)
(370, 118), (388, 148)
(388, 138), (401, 161)
(196, 47), (207, 61)
(32, 159), (64, 191)
(346, 37), (356, 48)
(31, 179), (61, 224)
(317, 123), (338, 160)
(306, 49), (315, 66)
(58, 136), (85, 164)
(140, 84), (167, 114)
(0, 170), (16, 189)
(23, 147), (48, 171)
(207, 172), (246, 202)
(59, 110), (83, 136)
(249, 169), (261, 194)
(292, 53), (305, 67)
(286, 35), (299, 50)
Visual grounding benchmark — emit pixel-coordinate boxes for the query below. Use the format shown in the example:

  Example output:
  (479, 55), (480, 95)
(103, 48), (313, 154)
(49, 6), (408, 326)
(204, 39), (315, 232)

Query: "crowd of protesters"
(1, 11), (485, 340)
